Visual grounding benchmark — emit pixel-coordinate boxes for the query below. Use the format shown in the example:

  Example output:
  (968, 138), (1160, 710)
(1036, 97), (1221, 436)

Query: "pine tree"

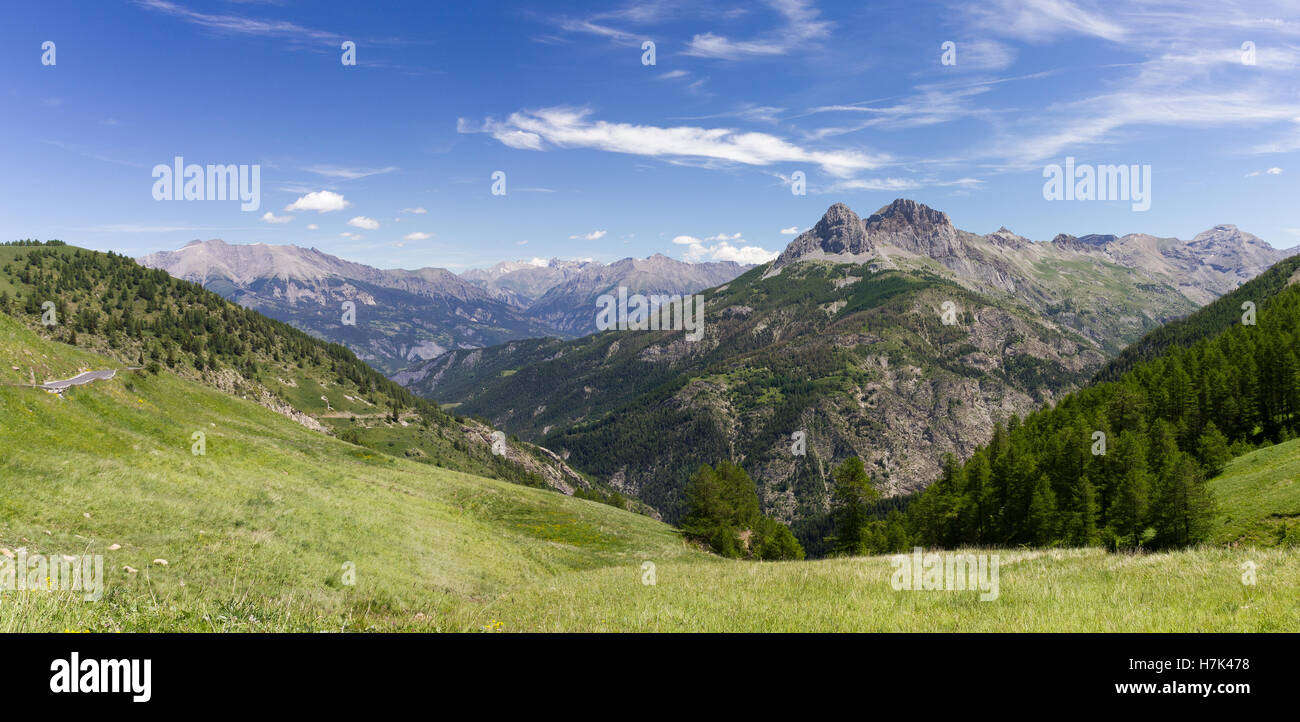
(1152, 453), (1216, 547)
(1107, 432), (1150, 548)
(1067, 475), (1099, 546)
(962, 450), (992, 544)
(681, 464), (726, 540)
(1196, 421), (1231, 478)
(1026, 474), (1058, 546)
(830, 456), (878, 556)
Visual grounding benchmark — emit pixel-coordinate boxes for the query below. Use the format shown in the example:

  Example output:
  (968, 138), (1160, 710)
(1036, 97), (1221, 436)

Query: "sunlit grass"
(3, 312), (1297, 632)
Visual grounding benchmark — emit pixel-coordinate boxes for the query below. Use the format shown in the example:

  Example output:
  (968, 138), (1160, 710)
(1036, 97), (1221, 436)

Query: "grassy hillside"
(2, 313), (1296, 631)
(1209, 437), (1300, 547)
(0, 312), (696, 631)
(0, 242), (604, 497)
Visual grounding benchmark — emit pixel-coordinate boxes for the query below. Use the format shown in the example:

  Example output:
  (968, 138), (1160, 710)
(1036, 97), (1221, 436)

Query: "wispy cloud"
(960, 0), (1127, 43)
(464, 106), (888, 177)
(135, 0), (346, 44)
(684, 0), (831, 59)
(305, 165), (399, 180)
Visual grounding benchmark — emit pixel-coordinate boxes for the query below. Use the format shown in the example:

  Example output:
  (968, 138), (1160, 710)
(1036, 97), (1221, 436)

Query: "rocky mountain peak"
(1190, 224), (1260, 248)
(864, 198), (963, 258)
(987, 226), (1030, 249)
(1051, 232), (1116, 251)
(772, 203), (872, 268)
(810, 202), (870, 253)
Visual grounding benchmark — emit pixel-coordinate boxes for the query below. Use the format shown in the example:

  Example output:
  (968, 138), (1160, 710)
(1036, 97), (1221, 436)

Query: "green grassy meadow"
(2, 313), (1297, 632)
(1208, 437), (1300, 547)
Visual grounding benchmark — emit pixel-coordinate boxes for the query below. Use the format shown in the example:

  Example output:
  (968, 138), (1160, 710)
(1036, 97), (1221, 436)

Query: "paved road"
(41, 369), (116, 391)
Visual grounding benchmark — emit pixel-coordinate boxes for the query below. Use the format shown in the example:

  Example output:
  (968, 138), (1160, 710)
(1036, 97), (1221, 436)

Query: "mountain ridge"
(140, 241), (752, 372)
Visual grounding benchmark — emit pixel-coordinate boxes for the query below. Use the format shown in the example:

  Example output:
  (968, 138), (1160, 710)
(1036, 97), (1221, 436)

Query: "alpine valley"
(398, 199), (1297, 546)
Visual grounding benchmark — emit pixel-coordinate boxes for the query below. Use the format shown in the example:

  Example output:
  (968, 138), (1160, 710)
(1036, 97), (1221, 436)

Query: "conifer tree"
(830, 456), (878, 556)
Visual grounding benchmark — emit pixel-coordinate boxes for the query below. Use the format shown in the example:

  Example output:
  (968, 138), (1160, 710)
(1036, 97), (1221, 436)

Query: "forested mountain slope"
(906, 263), (1300, 550)
(0, 241), (602, 498)
(410, 258), (1108, 529)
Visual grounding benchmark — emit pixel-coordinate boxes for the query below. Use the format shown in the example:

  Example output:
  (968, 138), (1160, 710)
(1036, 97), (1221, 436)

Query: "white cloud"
(339, 232), (362, 240)
(803, 85), (996, 137)
(400, 207), (428, 214)
(671, 233), (777, 264)
(953, 39), (1017, 71)
(826, 177), (922, 192)
(137, 0), (347, 44)
(305, 165), (399, 180)
(948, 2), (1300, 166)
(403, 232), (433, 240)
(684, 0), (831, 60)
(780, 226), (802, 234)
(306, 224), (319, 230)
(569, 230), (607, 240)
(1246, 167), (1283, 177)
(286, 190), (350, 213)
(347, 216), (380, 230)
(470, 106), (887, 177)
(825, 176), (983, 193)
(963, 0), (1127, 43)
(260, 211), (293, 224)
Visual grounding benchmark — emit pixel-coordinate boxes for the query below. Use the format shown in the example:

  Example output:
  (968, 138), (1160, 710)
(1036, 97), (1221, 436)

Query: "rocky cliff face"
(864, 198), (965, 259)
(773, 203), (872, 266)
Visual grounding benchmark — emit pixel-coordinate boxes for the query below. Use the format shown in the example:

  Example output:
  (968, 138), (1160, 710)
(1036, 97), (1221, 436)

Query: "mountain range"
(401, 199), (1296, 540)
(139, 241), (750, 374)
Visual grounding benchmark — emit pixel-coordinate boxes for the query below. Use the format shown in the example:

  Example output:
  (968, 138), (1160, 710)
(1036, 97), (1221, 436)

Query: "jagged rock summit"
(774, 199), (963, 269)
(772, 202), (872, 267)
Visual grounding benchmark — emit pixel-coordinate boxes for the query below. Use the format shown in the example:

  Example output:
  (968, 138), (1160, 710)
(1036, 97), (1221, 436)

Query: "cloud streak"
(465, 106), (887, 177)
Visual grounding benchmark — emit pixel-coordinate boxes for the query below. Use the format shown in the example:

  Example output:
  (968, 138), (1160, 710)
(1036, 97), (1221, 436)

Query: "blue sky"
(4, 0), (1300, 270)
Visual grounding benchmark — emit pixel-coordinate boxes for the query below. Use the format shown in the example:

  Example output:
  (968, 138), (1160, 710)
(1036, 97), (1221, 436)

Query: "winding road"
(40, 369), (116, 391)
